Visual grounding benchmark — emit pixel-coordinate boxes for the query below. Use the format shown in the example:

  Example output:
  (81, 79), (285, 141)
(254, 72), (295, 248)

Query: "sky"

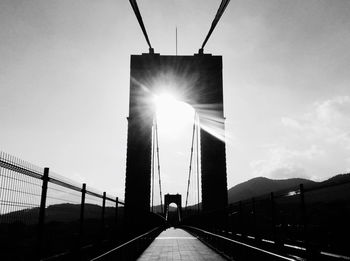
(1, 0), (350, 204)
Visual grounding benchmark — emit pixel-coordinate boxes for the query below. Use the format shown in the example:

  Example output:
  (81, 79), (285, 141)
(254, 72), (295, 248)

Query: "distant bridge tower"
(164, 194), (182, 222)
(124, 53), (228, 221)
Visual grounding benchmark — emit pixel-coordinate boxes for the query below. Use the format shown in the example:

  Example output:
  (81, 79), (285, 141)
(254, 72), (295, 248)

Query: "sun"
(153, 93), (195, 138)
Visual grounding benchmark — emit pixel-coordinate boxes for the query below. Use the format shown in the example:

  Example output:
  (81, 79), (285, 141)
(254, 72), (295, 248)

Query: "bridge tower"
(124, 53), (228, 221)
(164, 194), (182, 223)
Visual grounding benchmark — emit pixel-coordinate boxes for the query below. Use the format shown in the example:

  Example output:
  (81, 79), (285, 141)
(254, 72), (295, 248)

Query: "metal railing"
(183, 225), (295, 261)
(90, 225), (164, 261)
(0, 151), (124, 260)
(183, 177), (350, 260)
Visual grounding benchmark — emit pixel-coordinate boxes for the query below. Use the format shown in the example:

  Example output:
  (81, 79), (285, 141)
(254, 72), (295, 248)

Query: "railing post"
(101, 192), (106, 235)
(270, 192), (276, 241)
(252, 197), (258, 240)
(115, 197), (119, 227)
(79, 183), (86, 239)
(224, 206), (229, 234)
(300, 184), (308, 248)
(38, 167), (49, 257)
(239, 201), (243, 236)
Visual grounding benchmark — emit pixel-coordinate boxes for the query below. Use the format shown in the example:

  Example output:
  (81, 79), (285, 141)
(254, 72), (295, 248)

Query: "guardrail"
(184, 225), (350, 261)
(90, 225), (165, 261)
(183, 225), (296, 261)
(0, 151), (124, 260)
(183, 176), (350, 260)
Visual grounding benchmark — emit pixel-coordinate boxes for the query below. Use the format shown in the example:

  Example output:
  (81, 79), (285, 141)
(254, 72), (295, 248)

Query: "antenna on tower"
(176, 27), (178, 56)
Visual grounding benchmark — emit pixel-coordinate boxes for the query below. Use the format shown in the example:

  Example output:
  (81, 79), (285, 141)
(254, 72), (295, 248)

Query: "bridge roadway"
(137, 227), (226, 261)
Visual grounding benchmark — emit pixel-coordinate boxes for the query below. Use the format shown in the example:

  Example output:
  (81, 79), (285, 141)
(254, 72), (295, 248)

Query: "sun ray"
(153, 93), (195, 139)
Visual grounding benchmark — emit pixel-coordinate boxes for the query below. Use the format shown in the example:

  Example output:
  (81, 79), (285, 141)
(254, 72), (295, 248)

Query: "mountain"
(228, 177), (316, 204)
(1, 203), (124, 224)
(322, 173), (350, 185)
(227, 173), (350, 204)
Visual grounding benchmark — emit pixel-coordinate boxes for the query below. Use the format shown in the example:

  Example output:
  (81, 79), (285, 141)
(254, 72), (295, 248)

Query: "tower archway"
(164, 194), (182, 223)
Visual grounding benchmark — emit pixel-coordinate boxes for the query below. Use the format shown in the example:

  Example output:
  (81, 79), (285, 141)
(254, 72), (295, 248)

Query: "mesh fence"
(0, 151), (124, 260)
(185, 176), (350, 257)
(0, 153), (42, 225)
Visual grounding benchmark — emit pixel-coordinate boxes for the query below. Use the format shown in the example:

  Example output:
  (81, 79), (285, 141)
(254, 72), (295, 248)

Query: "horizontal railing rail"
(183, 225), (298, 261)
(90, 225), (165, 261)
(0, 156), (42, 179)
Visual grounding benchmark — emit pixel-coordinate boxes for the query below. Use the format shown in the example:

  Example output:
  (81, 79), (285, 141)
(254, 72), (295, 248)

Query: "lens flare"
(153, 93), (195, 139)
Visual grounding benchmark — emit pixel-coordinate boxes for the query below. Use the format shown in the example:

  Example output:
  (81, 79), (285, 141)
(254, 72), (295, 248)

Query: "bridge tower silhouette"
(124, 53), (228, 222)
(164, 194), (182, 223)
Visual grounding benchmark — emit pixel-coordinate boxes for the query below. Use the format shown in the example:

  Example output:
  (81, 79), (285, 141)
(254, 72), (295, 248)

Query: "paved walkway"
(137, 227), (226, 261)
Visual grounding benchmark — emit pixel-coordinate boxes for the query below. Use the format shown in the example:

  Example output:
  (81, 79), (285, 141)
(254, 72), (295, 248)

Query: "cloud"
(281, 96), (350, 149)
(251, 96), (350, 181)
(250, 145), (323, 180)
(281, 117), (303, 130)
(315, 96), (350, 124)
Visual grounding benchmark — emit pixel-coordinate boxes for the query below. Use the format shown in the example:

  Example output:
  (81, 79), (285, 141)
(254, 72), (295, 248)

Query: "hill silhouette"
(227, 177), (316, 203)
(1, 203), (123, 224)
(227, 173), (350, 203)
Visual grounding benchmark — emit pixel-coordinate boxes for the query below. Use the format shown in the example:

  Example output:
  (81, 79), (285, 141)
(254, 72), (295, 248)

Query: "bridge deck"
(137, 227), (226, 261)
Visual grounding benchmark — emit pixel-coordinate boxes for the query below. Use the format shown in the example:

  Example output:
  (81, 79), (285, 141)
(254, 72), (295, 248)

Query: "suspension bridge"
(1, 0), (350, 260)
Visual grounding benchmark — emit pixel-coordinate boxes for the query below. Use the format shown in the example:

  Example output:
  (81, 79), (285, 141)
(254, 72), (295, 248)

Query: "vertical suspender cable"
(196, 114), (200, 213)
(154, 119), (163, 213)
(151, 120), (155, 212)
(185, 114), (197, 209)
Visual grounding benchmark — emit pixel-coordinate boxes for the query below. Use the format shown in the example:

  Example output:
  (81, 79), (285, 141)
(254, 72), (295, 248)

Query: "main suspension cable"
(199, 0), (230, 53)
(129, 0), (154, 53)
